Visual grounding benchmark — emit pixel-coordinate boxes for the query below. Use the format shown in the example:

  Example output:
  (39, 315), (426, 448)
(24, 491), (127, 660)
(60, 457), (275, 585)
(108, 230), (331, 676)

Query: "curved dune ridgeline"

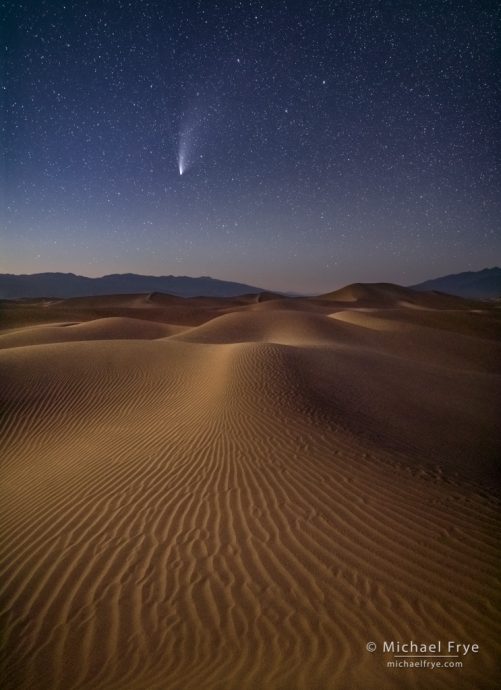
(1, 290), (500, 689)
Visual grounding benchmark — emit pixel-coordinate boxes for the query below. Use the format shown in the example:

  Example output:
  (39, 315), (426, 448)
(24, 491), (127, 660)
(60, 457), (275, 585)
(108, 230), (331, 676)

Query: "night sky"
(1, 0), (499, 293)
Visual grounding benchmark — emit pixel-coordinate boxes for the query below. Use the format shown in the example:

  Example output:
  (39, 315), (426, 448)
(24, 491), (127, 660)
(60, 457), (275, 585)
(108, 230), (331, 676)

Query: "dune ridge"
(1, 290), (500, 689)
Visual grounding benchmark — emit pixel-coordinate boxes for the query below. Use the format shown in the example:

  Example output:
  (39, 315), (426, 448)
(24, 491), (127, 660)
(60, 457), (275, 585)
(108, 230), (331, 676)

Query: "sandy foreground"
(1, 285), (500, 690)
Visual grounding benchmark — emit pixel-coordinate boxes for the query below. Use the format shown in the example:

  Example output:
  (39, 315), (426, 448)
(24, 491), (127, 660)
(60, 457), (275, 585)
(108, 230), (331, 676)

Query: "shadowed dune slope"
(0, 292), (500, 690)
(318, 282), (481, 310)
(0, 317), (186, 349)
(319, 282), (419, 303)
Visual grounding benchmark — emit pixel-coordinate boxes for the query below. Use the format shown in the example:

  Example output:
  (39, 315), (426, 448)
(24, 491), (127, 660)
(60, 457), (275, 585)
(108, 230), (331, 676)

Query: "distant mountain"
(411, 267), (501, 299)
(0, 272), (266, 299)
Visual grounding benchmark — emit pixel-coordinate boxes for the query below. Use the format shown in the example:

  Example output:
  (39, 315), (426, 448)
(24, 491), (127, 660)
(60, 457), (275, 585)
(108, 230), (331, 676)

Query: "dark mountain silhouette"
(0, 272), (267, 299)
(410, 267), (501, 299)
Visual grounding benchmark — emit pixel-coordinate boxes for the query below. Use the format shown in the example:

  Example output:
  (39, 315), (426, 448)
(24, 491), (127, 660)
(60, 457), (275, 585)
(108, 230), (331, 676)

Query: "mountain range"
(0, 272), (265, 299)
(0, 267), (499, 300)
(411, 267), (501, 299)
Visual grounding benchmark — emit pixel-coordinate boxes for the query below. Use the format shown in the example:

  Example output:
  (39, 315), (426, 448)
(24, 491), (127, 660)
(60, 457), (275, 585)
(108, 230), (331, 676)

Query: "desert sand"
(0, 285), (500, 689)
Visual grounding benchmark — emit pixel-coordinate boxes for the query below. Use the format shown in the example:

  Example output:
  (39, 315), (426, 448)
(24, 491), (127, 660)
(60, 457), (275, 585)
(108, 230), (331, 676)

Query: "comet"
(177, 99), (219, 177)
(177, 123), (194, 176)
(178, 153), (185, 176)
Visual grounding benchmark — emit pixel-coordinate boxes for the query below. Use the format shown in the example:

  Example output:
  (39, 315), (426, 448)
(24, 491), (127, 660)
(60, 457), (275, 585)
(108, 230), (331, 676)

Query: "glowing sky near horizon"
(1, 0), (500, 292)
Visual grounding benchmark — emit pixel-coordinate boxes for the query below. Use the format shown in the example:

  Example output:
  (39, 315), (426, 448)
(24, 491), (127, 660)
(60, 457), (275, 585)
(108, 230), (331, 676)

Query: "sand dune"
(0, 289), (500, 689)
(170, 309), (359, 346)
(0, 317), (186, 349)
(319, 282), (481, 310)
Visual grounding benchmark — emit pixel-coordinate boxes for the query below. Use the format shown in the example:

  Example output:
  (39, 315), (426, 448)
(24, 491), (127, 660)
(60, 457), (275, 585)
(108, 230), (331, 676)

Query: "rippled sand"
(1, 286), (500, 689)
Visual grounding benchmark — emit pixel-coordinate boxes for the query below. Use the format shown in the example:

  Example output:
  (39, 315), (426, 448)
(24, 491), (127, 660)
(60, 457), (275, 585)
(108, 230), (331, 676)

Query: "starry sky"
(1, 0), (500, 293)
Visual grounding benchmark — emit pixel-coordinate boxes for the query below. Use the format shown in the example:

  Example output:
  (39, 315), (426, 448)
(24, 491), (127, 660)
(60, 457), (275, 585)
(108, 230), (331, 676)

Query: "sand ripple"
(1, 300), (500, 689)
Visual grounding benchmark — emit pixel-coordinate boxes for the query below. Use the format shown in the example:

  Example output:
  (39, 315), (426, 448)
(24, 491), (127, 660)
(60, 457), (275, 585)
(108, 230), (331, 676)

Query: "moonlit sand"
(1, 285), (500, 690)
